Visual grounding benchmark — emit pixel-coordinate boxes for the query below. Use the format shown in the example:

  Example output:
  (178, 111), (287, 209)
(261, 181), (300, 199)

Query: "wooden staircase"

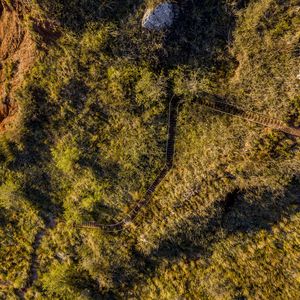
(79, 95), (299, 232)
(80, 96), (180, 231)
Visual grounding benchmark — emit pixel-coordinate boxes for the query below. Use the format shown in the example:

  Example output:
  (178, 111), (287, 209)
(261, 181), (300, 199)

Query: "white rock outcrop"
(142, 2), (175, 30)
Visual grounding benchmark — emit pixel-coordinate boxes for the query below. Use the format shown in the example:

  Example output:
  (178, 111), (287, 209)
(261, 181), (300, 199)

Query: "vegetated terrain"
(0, 0), (299, 299)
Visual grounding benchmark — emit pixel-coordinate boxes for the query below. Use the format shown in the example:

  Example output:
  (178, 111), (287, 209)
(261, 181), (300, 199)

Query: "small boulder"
(142, 2), (176, 30)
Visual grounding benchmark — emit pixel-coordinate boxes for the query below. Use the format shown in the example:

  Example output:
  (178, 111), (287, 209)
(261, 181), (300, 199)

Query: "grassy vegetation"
(0, 0), (299, 298)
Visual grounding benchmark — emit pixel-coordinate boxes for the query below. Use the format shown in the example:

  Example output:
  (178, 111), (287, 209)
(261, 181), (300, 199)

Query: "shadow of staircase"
(81, 96), (180, 232)
(80, 93), (300, 232)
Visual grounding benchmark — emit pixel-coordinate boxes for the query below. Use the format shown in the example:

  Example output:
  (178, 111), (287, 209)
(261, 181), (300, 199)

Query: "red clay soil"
(0, 0), (37, 132)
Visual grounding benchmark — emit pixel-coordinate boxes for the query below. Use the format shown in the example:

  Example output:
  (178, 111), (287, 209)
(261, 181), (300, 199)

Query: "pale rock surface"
(142, 2), (175, 30)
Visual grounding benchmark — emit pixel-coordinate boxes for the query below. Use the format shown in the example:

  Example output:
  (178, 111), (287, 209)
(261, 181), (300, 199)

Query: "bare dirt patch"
(0, 1), (37, 132)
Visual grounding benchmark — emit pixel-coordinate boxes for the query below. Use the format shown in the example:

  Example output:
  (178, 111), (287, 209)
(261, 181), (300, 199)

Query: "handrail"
(197, 96), (300, 137)
(79, 96), (180, 232)
(19, 94), (300, 299)
(76, 95), (299, 232)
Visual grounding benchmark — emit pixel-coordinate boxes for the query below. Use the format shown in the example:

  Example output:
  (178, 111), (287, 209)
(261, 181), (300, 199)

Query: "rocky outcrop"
(142, 2), (176, 30)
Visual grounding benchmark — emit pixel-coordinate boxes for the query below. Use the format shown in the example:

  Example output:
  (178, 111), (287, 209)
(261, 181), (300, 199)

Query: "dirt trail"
(17, 216), (56, 299)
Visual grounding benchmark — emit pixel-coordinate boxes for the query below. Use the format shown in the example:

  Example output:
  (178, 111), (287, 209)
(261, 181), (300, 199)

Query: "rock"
(142, 2), (176, 30)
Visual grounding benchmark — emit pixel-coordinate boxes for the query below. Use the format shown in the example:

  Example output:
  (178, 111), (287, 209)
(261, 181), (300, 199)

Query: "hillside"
(0, 0), (299, 299)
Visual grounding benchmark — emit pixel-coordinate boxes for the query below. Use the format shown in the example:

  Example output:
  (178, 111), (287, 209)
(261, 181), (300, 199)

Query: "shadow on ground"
(37, 0), (143, 32)
(108, 180), (300, 294)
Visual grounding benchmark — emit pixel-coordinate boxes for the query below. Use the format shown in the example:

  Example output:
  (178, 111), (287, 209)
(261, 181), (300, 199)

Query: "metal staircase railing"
(77, 95), (300, 232)
(79, 96), (180, 232)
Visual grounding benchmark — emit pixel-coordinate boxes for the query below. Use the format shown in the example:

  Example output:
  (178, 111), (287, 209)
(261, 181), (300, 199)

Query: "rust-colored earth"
(0, 0), (37, 133)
